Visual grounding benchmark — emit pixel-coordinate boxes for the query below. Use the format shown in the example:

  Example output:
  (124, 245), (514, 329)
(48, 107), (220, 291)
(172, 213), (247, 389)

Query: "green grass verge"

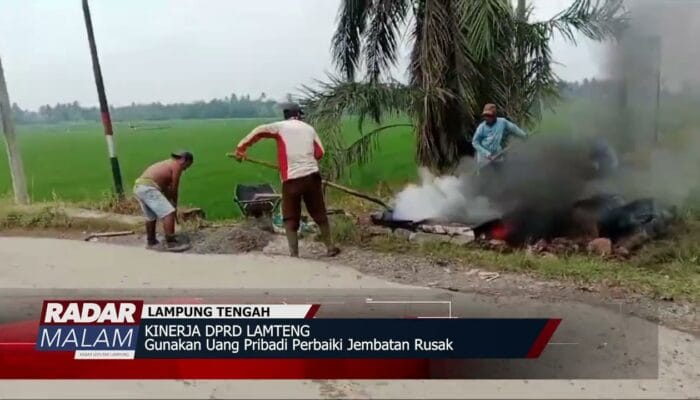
(329, 215), (700, 302)
(0, 198), (140, 232)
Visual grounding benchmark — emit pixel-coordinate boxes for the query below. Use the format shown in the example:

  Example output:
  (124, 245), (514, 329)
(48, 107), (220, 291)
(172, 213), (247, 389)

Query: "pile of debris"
(369, 210), (476, 244)
(482, 236), (633, 258)
(474, 194), (676, 257)
(188, 224), (273, 254)
(368, 194), (676, 258)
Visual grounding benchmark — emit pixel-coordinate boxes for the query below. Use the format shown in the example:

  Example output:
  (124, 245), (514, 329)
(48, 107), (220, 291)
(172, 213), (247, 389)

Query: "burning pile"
(473, 195), (675, 257)
(372, 135), (679, 257)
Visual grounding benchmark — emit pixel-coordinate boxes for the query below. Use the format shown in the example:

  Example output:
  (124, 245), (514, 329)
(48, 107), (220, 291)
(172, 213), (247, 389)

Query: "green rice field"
(0, 118), (417, 219)
(1, 97), (697, 219)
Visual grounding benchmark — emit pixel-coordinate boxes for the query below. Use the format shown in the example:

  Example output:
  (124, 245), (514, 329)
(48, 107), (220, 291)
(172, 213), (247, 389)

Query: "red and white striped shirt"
(236, 119), (325, 181)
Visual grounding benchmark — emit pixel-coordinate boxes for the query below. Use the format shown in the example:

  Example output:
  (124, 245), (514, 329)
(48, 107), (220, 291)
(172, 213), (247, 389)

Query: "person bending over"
(133, 151), (193, 252)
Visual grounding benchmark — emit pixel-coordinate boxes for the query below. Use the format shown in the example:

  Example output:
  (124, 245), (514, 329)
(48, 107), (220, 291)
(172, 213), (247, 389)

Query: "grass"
(328, 214), (700, 302)
(0, 198), (138, 232)
(0, 118), (416, 220)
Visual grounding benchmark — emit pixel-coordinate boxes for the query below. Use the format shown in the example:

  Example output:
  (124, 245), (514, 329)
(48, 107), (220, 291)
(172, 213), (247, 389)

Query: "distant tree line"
(558, 78), (700, 100)
(11, 81), (699, 126)
(11, 93), (281, 124)
(558, 79), (623, 100)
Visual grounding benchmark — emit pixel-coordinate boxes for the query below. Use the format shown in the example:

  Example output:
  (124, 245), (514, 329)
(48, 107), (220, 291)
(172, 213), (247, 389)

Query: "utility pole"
(82, 0), (124, 197)
(0, 56), (29, 205)
(652, 36), (662, 144)
(516, 0), (527, 21)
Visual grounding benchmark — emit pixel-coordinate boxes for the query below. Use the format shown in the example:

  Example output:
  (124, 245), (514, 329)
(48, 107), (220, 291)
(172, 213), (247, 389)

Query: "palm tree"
(302, 0), (627, 176)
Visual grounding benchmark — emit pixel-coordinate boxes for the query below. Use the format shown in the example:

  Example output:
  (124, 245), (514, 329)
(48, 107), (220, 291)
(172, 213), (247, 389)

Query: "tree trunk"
(0, 56), (29, 205)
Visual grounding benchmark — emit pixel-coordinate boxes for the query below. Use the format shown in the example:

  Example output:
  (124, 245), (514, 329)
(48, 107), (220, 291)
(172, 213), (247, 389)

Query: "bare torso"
(139, 160), (177, 191)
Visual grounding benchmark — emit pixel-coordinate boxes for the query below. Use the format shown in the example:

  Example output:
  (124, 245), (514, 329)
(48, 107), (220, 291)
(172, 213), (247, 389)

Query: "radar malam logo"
(36, 301), (143, 359)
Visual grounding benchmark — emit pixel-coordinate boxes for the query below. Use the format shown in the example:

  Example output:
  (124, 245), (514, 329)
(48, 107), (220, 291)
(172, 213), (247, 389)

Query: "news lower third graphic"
(34, 300), (560, 360)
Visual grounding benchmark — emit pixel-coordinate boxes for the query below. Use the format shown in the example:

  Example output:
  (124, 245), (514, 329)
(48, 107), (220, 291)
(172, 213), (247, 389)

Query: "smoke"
(602, 0), (700, 205)
(602, 133), (700, 207)
(392, 136), (600, 224)
(392, 0), (700, 224)
(391, 160), (499, 224)
(608, 0), (700, 94)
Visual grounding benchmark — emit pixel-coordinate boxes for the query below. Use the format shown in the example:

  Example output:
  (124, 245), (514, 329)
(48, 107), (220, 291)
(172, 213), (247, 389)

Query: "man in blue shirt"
(472, 103), (528, 169)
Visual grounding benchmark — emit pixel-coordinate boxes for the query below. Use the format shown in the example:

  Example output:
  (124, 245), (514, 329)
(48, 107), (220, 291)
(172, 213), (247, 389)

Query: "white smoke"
(392, 159), (500, 224)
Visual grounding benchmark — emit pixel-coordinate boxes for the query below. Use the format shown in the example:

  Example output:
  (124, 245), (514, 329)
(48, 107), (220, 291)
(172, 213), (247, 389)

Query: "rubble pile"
(369, 194), (675, 258)
(471, 195), (676, 257)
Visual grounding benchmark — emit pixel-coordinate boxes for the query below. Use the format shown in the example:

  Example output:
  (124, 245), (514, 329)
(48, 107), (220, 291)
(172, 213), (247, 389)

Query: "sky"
(0, 0), (607, 110)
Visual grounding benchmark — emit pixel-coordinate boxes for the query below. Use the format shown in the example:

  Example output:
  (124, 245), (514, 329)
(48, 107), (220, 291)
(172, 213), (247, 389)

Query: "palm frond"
(300, 76), (416, 179)
(449, 0), (478, 108)
(345, 123), (414, 167)
(364, 0), (410, 82)
(332, 0), (372, 81)
(301, 75), (414, 128)
(460, 0), (516, 124)
(517, 20), (560, 124)
(547, 0), (628, 43)
(461, 0), (513, 61)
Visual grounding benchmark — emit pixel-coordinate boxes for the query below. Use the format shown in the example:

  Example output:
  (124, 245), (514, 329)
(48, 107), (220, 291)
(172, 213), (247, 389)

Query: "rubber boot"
(286, 229), (300, 257)
(319, 223), (340, 257)
(146, 220), (159, 249)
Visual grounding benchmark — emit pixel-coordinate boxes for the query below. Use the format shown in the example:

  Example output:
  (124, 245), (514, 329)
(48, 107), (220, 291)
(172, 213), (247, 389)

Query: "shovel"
(225, 153), (393, 211)
(474, 147), (510, 176)
(474, 126), (537, 175)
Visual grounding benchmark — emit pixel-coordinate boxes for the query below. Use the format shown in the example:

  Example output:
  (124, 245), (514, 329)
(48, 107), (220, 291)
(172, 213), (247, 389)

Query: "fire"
(489, 222), (512, 241)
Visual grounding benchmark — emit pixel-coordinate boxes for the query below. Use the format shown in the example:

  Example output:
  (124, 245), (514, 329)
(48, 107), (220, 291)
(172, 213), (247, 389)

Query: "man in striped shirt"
(235, 104), (340, 257)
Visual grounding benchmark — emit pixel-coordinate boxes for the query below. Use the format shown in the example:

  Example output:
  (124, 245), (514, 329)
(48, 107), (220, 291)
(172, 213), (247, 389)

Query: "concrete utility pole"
(652, 36), (662, 144)
(82, 0), (124, 197)
(0, 56), (30, 205)
(517, 0), (527, 21)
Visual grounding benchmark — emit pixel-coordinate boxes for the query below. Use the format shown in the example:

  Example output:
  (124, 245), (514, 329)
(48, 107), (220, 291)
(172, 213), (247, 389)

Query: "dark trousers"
(281, 172), (328, 231)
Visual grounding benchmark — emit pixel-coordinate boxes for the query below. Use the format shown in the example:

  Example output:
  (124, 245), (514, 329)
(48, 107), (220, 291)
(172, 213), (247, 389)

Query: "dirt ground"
(2, 223), (697, 334)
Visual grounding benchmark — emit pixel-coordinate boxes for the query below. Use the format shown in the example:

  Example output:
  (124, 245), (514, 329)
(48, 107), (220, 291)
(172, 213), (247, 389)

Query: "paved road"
(0, 237), (698, 399)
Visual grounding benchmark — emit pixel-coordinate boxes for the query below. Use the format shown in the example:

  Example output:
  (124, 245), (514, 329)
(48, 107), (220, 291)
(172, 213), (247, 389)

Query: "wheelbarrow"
(234, 183), (281, 218)
(225, 153), (393, 211)
(232, 180), (327, 234)
(232, 183), (284, 232)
